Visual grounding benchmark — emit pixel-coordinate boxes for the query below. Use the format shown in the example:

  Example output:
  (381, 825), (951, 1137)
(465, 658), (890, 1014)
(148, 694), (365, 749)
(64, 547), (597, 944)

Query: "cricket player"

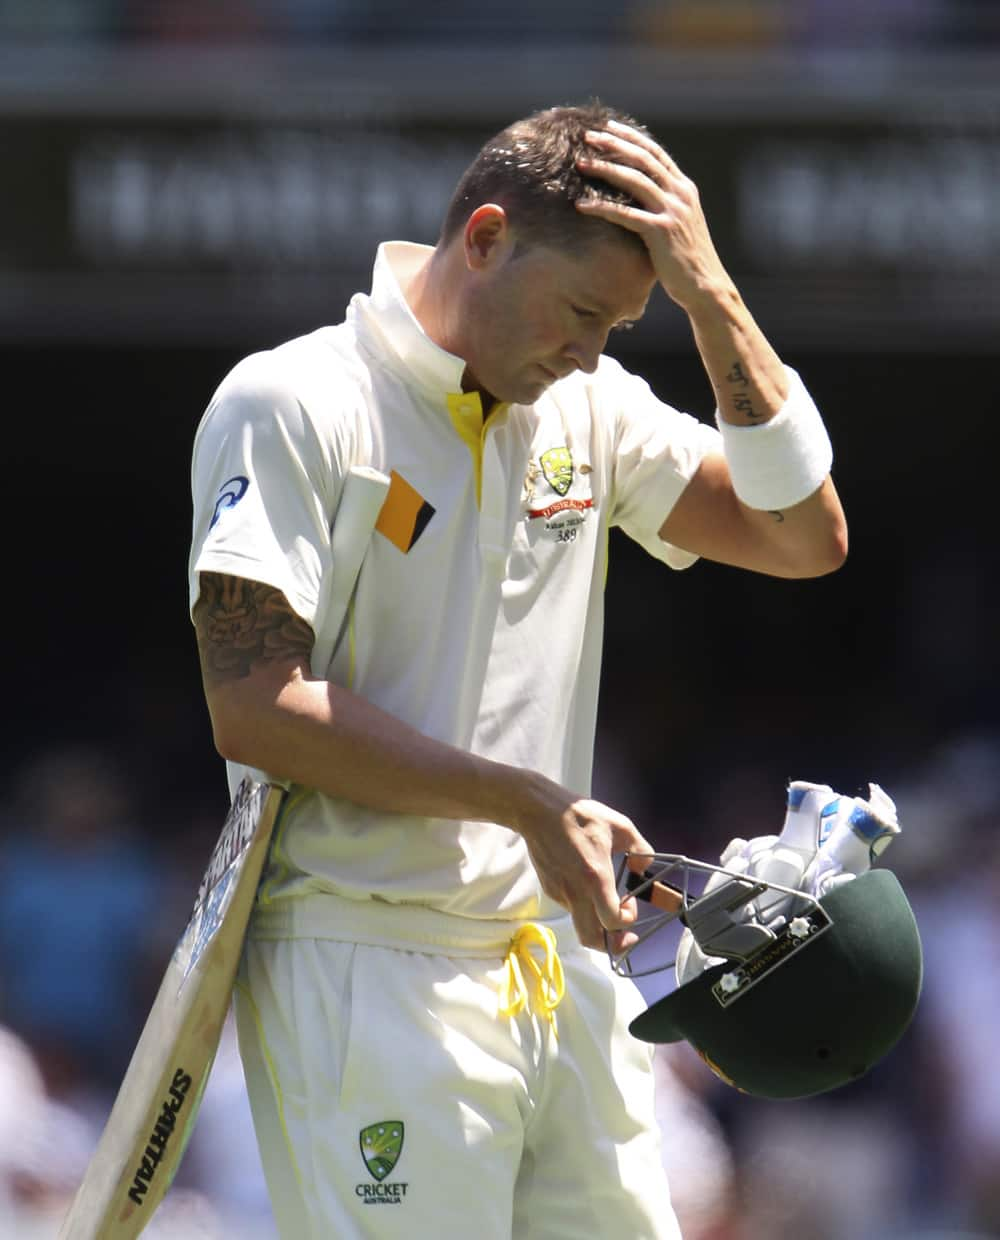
(188, 102), (846, 1238)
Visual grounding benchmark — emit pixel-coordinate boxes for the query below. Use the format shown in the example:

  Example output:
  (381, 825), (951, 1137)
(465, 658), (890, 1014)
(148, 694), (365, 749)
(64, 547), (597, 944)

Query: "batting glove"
(800, 783), (900, 899)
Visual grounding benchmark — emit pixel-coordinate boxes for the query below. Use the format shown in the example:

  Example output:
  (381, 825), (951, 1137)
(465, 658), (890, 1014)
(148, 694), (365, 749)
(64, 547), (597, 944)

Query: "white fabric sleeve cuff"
(714, 367), (832, 511)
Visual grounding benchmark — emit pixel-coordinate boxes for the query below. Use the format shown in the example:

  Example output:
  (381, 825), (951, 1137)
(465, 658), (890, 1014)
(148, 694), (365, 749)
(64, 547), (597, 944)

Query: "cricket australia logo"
(539, 446), (573, 496)
(356, 1121), (408, 1205)
(527, 444), (593, 542)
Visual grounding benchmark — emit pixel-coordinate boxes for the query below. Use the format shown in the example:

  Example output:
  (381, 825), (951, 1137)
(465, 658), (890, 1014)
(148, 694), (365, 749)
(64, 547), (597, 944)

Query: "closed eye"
(571, 304), (599, 319)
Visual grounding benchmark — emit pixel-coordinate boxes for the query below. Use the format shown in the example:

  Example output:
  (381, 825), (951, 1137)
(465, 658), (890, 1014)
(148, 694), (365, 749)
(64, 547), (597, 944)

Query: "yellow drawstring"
(498, 923), (566, 1038)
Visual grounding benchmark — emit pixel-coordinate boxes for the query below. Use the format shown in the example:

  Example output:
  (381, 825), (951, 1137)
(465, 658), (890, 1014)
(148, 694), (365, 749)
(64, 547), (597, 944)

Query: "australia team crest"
(360, 1121), (404, 1182)
(526, 444), (593, 543)
(539, 447), (573, 497)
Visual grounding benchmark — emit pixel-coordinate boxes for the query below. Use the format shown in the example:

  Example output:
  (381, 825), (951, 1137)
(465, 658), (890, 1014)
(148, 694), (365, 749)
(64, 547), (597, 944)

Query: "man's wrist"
(475, 759), (538, 835)
(715, 367), (833, 511)
(676, 272), (743, 322)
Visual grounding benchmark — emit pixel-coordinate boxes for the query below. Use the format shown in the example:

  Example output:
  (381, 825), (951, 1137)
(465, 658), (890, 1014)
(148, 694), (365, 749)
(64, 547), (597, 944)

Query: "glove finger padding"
(801, 782), (900, 900)
(675, 779), (893, 985)
(752, 780), (834, 924)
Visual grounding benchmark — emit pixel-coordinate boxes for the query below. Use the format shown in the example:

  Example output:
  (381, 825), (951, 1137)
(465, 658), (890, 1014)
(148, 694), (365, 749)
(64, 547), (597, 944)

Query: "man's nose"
(563, 333), (604, 375)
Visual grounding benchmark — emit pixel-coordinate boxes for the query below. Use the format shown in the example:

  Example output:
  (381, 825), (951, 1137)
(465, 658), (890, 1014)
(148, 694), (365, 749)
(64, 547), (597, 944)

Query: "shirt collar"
(348, 241), (468, 400)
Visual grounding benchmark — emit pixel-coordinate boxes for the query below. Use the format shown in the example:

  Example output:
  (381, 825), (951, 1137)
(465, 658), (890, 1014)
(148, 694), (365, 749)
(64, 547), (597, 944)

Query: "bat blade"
(58, 777), (285, 1240)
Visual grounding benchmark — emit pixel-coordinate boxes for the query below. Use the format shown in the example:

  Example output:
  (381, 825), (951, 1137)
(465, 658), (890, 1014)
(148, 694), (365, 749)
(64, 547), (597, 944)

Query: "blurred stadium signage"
(1, 48), (998, 351)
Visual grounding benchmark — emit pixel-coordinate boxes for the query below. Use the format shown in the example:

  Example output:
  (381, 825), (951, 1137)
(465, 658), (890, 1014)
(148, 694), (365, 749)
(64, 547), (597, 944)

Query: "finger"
(577, 152), (672, 213)
(574, 798), (635, 833)
(589, 126), (690, 198)
(576, 196), (673, 247)
(567, 802), (653, 930)
(630, 829), (657, 856)
(583, 132), (671, 194)
(626, 849), (656, 874)
(584, 127), (677, 192)
(574, 196), (656, 238)
(616, 890), (641, 924)
(605, 926), (639, 956)
(570, 902), (605, 951)
(605, 118), (683, 175)
(591, 862), (637, 933)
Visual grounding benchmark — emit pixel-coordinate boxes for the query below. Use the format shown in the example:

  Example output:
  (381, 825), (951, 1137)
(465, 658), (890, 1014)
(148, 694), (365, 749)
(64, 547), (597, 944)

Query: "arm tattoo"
(194, 572), (314, 685)
(725, 360), (763, 423)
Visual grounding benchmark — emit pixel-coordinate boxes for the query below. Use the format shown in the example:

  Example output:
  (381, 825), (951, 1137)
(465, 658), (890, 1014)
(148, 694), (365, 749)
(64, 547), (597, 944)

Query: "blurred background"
(1, 1), (998, 1237)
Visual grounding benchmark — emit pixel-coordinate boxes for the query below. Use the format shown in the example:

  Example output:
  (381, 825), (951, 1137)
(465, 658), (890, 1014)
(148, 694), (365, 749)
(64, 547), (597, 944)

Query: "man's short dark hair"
(440, 101), (651, 255)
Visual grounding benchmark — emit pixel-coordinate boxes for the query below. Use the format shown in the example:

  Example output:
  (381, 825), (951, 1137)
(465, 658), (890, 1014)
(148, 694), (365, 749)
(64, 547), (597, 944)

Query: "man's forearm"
(685, 280), (790, 427)
(207, 659), (539, 829)
(204, 657), (660, 949)
(655, 282), (846, 577)
(194, 570), (555, 829)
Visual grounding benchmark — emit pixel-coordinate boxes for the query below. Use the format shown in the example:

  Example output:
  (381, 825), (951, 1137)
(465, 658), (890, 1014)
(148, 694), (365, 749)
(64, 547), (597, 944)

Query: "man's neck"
(403, 245), (451, 350)
(403, 244), (489, 400)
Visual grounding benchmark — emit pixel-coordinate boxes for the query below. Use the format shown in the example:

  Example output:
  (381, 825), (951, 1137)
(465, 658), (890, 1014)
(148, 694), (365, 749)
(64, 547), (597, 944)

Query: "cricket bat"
(59, 464), (391, 1239)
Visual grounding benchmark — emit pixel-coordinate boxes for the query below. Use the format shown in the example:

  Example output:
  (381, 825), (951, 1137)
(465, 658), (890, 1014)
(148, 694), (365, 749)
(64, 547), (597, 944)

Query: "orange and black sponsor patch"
(374, 470), (435, 553)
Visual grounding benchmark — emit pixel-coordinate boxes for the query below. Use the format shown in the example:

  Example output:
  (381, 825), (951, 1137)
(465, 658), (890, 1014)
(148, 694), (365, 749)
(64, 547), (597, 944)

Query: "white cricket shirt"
(189, 241), (721, 936)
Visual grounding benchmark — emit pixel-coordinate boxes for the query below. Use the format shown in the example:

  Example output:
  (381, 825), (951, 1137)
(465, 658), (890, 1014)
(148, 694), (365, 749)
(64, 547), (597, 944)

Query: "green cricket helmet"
(610, 856), (922, 1099)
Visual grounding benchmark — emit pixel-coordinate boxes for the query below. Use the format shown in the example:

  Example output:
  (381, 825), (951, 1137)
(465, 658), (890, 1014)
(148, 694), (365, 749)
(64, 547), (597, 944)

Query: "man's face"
(460, 232), (656, 405)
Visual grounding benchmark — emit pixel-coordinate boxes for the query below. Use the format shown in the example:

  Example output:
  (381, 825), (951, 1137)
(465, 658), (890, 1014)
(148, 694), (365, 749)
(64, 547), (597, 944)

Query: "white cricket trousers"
(234, 926), (682, 1239)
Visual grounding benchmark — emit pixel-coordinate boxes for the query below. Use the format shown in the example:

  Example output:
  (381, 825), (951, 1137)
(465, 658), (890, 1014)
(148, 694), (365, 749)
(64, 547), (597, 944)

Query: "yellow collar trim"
(446, 392), (509, 506)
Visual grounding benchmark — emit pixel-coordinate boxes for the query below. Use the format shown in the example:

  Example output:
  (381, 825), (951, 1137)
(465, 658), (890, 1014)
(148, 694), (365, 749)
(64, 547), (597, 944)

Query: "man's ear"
(463, 204), (511, 269)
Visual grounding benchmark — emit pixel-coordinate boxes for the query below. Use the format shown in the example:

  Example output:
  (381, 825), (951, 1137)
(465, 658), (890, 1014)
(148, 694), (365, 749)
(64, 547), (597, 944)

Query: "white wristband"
(715, 367), (833, 511)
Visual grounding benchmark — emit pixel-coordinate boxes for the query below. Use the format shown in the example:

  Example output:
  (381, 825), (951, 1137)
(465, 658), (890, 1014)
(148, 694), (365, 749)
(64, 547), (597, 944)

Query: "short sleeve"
(600, 357), (722, 570)
(188, 350), (340, 626)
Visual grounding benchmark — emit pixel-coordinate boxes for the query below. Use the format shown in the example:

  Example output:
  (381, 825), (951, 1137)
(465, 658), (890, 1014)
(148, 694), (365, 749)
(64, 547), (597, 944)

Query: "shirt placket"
(479, 426), (508, 572)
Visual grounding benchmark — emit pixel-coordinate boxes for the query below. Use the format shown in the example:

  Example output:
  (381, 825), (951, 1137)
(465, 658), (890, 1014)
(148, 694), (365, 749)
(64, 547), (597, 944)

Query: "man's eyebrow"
(568, 288), (612, 316)
(576, 292), (648, 322)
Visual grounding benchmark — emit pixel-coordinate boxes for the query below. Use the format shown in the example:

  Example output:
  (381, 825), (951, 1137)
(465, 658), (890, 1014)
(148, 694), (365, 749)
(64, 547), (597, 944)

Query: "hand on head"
(575, 119), (731, 313)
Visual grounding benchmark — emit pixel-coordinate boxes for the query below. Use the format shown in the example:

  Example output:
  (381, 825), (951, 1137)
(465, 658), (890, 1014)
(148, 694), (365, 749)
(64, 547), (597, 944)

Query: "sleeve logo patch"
(209, 475), (250, 529)
(374, 470), (435, 553)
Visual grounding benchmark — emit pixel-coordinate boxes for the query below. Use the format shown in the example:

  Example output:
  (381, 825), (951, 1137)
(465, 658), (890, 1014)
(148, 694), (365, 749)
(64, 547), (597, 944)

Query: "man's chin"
(478, 367), (561, 406)
(507, 370), (559, 404)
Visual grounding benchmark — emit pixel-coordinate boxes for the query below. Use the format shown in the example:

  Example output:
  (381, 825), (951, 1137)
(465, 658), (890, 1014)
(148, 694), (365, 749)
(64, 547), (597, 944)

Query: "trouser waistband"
(249, 889), (579, 959)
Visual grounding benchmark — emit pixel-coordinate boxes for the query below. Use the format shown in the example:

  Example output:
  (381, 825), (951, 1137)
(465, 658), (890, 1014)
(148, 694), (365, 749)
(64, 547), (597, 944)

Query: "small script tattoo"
(726, 361), (763, 423)
(194, 572), (314, 683)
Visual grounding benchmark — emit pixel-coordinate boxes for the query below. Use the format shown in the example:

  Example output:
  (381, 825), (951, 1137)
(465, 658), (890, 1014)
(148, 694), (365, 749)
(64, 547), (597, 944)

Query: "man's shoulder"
(262, 323), (367, 386)
(213, 324), (367, 408)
